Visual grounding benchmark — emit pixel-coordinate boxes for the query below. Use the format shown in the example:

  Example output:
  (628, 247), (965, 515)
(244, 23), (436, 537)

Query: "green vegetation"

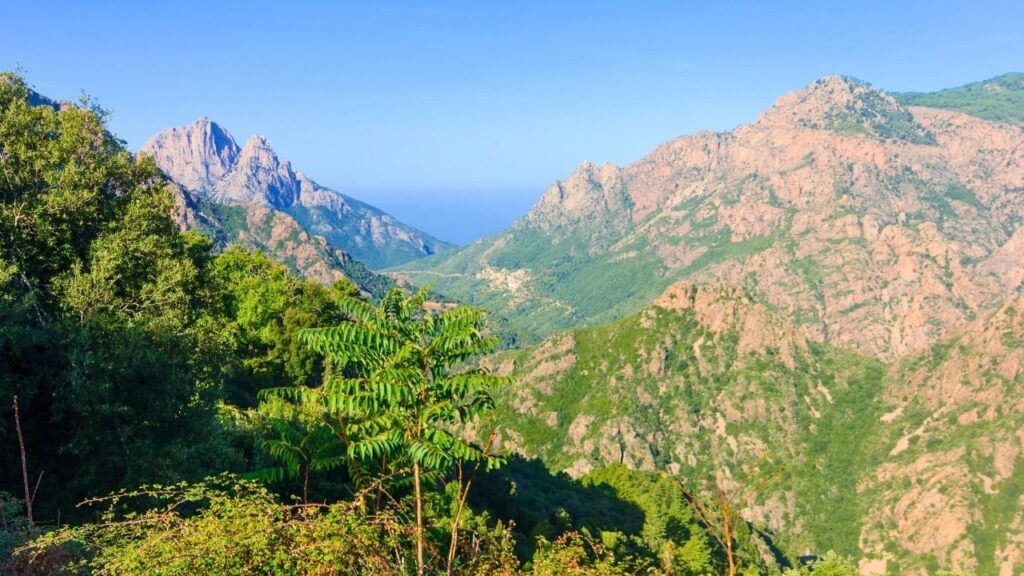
(486, 303), (889, 559)
(0, 71), (233, 518)
(825, 86), (935, 144)
(682, 230), (775, 275)
(0, 69), (1006, 575)
(203, 199), (395, 298)
(895, 73), (1024, 125)
(391, 225), (673, 345)
(0, 72), (733, 575)
(796, 77), (935, 143)
(275, 287), (509, 574)
(394, 219), (786, 348)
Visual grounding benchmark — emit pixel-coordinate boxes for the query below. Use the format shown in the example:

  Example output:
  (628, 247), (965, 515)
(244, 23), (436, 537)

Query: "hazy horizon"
(341, 186), (540, 246)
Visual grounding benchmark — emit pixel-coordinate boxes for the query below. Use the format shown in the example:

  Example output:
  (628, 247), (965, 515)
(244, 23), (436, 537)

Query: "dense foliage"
(0, 71), (229, 517)
(0, 71), (712, 574)
(895, 72), (1024, 125)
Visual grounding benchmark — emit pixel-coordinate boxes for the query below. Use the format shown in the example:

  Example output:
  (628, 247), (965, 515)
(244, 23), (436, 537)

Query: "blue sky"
(3, 0), (1022, 243)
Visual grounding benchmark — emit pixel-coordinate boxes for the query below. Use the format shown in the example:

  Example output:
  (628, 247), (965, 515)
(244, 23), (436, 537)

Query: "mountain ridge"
(141, 118), (453, 269)
(895, 72), (1024, 125)
(171, 184), (392, 295)
(398, 73), (1024, 360)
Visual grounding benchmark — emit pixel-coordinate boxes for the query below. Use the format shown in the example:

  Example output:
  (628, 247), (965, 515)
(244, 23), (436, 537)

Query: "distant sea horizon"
(341, 187), (541, 246)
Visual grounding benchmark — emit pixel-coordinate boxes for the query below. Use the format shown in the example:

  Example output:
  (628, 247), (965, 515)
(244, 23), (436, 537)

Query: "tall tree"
(0, 72), (229, 515)
(272, 287), (509, 575)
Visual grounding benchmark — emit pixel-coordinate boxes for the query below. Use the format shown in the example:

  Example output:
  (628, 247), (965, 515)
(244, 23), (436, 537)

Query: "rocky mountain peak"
(236, 134), (282, 171)
(139, 117), (240, 193)
(523, 159), (628, 233)
(142, 119), (452, 268)
(141, 120), (300, 209)
(218, 134), (300, 209)
(757, 75), (933, 143)
(241, 133), (271, 150)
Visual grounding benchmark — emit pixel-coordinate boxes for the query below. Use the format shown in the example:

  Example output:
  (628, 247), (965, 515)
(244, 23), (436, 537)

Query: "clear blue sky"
(3, 0), (1022, 243)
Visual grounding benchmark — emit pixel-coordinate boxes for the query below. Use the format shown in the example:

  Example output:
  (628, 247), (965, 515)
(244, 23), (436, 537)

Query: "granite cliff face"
(859, 297), (1024, 575)
(141, 118), (452, 269)
(142, 117), (240, 195)
(400, 75), (1024, 360)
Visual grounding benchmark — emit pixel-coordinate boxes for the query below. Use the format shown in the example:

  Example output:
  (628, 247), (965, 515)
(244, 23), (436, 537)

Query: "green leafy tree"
(249, 393), (347, 503)
(276, 286), (509, 575)
(205, 245), (358, 406)
(583, 465), (715, 575)
(0, 71), (231, 515)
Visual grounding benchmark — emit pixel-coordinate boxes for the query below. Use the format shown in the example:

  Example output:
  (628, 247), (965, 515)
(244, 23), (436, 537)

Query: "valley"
(3, 65), (1024, 576)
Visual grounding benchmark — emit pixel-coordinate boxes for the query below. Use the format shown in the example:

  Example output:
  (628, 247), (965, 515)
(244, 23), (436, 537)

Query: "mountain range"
(101, 73), (1024, 574)
(140, 118), (453, 278)
(396, 73), (1024, 362)
(393, 73), (1024, 575)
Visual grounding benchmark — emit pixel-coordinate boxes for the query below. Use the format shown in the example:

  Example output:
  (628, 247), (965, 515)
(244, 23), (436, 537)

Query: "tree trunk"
(413, 461), (425, 576)
(13, 395), (33, 527)
(723, 501), (735, 576)
(302, 464), (310, 504)
(446, 462), (469, 575)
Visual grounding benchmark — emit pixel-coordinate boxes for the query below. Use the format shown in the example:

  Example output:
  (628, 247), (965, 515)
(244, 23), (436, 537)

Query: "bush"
(12, 477), (415, 576)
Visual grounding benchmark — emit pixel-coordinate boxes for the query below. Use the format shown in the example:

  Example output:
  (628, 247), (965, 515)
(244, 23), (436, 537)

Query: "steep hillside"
(171, 185), (392, 296)
(896, 72), (1024, 126)
(141, 118), (452, 269)
(481, 282), (888, 560)
(858, 297), (1024, 576)
(484, 282), (1024, 575)
(398, 75), (1024, 360)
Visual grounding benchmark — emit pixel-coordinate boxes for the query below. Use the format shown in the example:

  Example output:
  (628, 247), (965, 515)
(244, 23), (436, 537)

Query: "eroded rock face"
(140, 118), (451, 269)
(858, 297), (1024, 575)
(215, 135), (301, 209)
(164, 182), (388, 292)
(526, 160), (631, 240)
(604, 80), (1024, 361)
(141, 117), (240, 194)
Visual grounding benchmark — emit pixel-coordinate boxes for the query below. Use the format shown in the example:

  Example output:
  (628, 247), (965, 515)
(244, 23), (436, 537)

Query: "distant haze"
(347, 188), (540, 246)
